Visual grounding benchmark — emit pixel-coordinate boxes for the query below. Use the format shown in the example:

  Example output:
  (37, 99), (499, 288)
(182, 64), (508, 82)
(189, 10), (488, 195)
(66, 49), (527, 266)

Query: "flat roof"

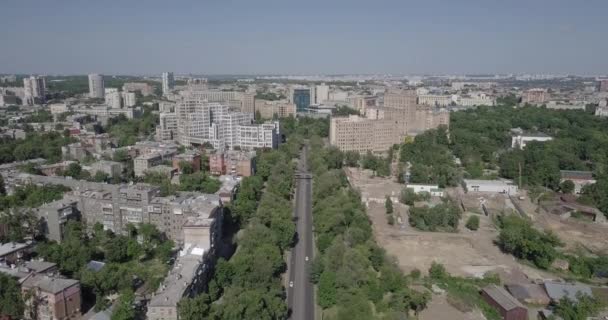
(464, 179), (516, 186)
(544, 281), (593, 302)
(560, 170), (594, 180)
(22, 274), (79, 293)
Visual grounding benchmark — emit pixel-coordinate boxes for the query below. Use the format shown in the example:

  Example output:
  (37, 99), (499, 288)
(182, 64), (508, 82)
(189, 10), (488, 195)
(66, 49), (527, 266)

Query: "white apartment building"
(156, 112), (178, 141)
(88, 74), (105, 98)
(417, 94), (454, 107)
(316, 84), (329, 104)
(457, 93), (495, 107)
(23, 76), (46, 105)
(105, 91), (122, 109)
(122, 92), (136, 107)
(162, 72), (174, 95)
(236, 122), (279, 150)
(209, 112), (254, 149)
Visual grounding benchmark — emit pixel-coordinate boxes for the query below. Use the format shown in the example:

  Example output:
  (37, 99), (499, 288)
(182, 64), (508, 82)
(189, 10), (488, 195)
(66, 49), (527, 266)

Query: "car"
(289, 281), (294, 288)
(305, 256), (309, 261)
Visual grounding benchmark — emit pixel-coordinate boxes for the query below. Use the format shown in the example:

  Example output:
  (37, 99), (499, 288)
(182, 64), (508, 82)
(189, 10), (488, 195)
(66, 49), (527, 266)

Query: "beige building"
(522, 88), (548, 105)
(331, 89), (449, 153)
(254, 99), (296, 118)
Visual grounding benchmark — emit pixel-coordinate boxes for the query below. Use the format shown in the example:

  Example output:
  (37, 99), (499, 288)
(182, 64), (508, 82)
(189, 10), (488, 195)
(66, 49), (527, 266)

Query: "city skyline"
(1, 0), (607, 75)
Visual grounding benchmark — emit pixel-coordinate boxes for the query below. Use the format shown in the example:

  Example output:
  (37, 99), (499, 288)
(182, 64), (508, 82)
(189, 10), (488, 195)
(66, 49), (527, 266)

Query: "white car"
(305, 256), (309, 262)
(289, 281), (294, 288)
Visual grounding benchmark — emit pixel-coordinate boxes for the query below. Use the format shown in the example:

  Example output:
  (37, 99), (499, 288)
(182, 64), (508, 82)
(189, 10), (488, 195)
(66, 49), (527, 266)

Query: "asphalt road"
(287, 146), (314, 320)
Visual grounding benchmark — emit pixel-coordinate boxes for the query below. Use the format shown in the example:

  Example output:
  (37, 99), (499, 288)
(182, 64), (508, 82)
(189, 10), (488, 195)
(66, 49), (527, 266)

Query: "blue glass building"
(293, 88), (311, 112)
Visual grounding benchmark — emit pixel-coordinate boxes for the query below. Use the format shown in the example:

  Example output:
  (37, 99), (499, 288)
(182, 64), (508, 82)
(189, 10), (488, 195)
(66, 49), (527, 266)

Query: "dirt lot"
(346, 167), (551, 281)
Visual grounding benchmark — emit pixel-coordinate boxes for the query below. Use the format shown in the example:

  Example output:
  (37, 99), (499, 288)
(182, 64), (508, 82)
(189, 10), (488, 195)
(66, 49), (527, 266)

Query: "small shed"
(481, 284), (528, 320)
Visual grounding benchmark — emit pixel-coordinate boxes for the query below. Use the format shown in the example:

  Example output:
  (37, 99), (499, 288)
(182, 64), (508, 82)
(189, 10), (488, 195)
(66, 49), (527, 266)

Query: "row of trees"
(177, 132), (305, 319)
(408, 202), (461, 232)
(307, 135), (430, 319)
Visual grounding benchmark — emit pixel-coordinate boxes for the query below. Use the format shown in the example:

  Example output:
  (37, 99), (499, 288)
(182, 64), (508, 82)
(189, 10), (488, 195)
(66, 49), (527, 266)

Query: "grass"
(427, 273), (502, 320)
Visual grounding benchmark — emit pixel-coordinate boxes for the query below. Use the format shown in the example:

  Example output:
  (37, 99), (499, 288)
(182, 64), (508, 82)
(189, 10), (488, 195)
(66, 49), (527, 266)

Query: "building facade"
(162, 72), (174, 96)
(23, 76), (46, 105)
(293, 88), (311, 112)
(88, 74), (105, 99)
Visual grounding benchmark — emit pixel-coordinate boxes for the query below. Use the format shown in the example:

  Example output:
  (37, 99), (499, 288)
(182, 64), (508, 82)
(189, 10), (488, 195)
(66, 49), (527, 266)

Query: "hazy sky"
(1, 0), (607, 75)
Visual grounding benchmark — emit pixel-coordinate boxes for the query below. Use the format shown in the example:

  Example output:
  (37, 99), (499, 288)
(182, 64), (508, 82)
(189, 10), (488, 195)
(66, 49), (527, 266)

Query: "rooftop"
(24, 260), (57, 273)
(0, 242), (31, 257)
(464, 179), (517, 186)
(560, 170), (594, 181)
(148, 244), (206, 308)
(482, 284), (526, 311)
(543, 281), (593, 302)
(22, 274), (79, 293)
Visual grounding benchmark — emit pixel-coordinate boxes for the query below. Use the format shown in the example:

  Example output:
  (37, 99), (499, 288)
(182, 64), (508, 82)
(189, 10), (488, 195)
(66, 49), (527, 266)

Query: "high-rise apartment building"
(315, 83), (329, 104)
(598, 79), (608, 92)
(162, 72), (175, 95)
(88, 74), (105, 98)
(156, 112), (178, 141)
(105, 90), (122, 109)
(293, 88), (311, 112)
(122, 91), (137, 107)
(23, 75), (46, 105)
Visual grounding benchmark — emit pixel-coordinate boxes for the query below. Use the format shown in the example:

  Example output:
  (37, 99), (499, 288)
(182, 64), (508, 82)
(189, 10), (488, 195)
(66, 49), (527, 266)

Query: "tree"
(385, 196), (393, 214)
(179, 161), (194, 174)
(465, 215), (480, 231)
(554, 294), (604, 320)
(399, 187), (417, 205)
(178, 294), (211, 320)
(63, 162), (83, 178)
(0, 273), (25, 318)
(0, 175), (5, 195)
(318, 271), (337, 308)
(560, 180), (575, 194)
(428, 262), (448, 281)
(344, 151), (360, 167)
(111, 290), (135, 320)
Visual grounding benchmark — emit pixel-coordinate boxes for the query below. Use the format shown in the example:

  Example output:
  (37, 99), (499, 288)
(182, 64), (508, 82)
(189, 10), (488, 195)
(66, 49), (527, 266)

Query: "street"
(287, 146), (314, 320)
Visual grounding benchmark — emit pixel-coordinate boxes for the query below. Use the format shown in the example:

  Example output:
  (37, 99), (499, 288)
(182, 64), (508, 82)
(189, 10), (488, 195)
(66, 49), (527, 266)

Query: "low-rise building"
(405, 184), (444, 197)
(543, 281), (593, 303)
(172, 151), (201, 173)
(254, 99), (296, 119)
(511, 130), (553, 149)
(208, 150), (255, 177)
(0, 242), (31, 265)
(464, 179), (518, 195)
(134, 153), (163, 177)
(559, 170), (596, 194)
(522, 88), (548, 105)
(21, 274), (81, 320)
(90, 160), (123, 178)
(481, 285), (528, 320)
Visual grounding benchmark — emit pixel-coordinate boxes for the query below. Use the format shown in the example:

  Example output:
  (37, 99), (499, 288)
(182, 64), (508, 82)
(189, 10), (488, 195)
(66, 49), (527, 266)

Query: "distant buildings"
(88, 74), (105, 99)
(23, 75), (46, 105)
(315, 83), (329, 104)
(522, 88), (548, 105)
(162, 72), (175, 95)
(293, 88), (311, 112)
(122, 82), (155, 96)
(105, 89), (122, 109)
(598, 79), (608, 92)
(122, 91), (136, 107)
(330, 89), (449, 153)
(254, 99), (296, 119)
(172, 97), (279, 150)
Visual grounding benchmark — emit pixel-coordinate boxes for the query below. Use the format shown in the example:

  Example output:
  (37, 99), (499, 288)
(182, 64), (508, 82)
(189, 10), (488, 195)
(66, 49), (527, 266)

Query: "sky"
(1, 0), (607, 75)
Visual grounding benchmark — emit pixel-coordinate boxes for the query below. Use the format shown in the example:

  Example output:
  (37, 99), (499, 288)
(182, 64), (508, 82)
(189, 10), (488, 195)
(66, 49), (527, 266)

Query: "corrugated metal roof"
(483, 284), (526, 311)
